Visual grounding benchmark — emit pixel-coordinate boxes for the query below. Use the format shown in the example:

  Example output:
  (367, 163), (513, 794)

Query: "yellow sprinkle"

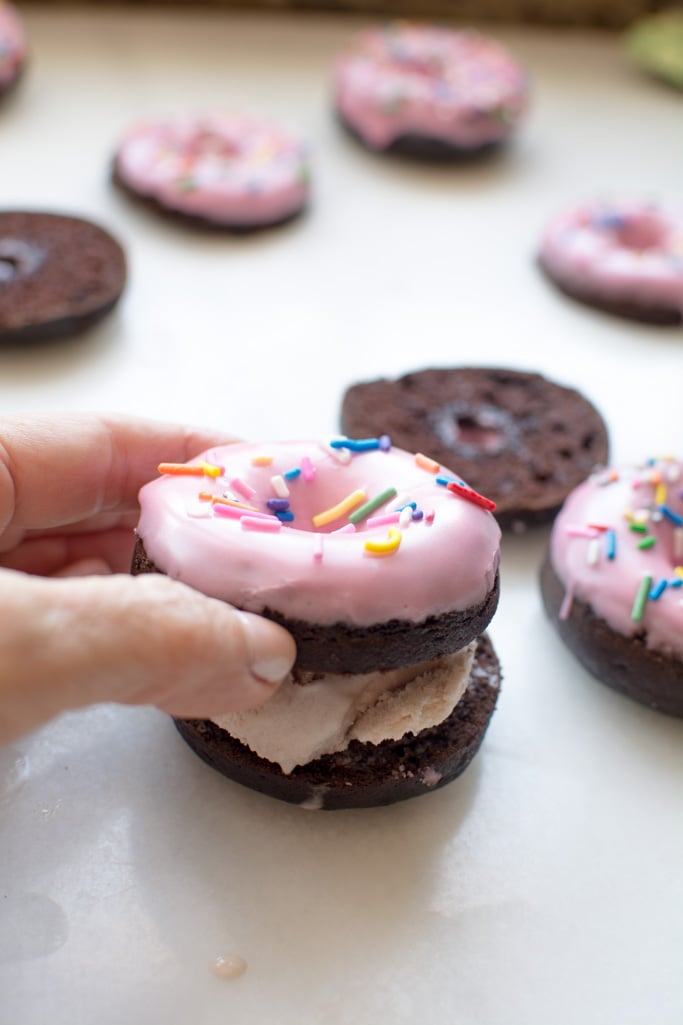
(675, 567), (683, 579)
(312, 488), (366, 528)
(200, 462), (223, 478)
(415, 452), (441, 474)
(364, 527), (402, 557)
(655, 483), (667, 505)
(251, 455), (273, 467)
(623, 510), (634, 523)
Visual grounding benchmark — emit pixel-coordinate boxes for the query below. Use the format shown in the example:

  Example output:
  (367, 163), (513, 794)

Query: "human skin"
(0, 413), (296, 745)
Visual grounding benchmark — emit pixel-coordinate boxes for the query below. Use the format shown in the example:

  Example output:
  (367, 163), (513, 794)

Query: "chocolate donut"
(340, 367), (609, 531)
(540, 457), (683, 718)
(133, 439), (502, 807)
(0, 212), (126, 343)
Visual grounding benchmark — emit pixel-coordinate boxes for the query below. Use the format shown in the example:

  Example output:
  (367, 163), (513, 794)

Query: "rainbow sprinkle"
(631, 574), (652, 621)
(348, 487), (398, 525)
(313, 488), (367, 528)
(364, 527), (402, 557)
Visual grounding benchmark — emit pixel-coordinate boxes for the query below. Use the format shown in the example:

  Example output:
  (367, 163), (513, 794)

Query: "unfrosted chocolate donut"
(340, 367), (609, 531)
(0, 212), (126, 343)
(174, 633), (502, 810)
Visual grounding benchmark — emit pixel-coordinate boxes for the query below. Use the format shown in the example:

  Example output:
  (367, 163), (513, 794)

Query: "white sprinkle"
(399, 506), (413, 528)
(320, 440), (351, 464)
(587, 538), (600, 565)
(270, 474), (289, 498)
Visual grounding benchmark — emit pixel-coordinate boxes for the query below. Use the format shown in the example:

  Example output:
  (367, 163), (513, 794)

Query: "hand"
(0, 413), (296, 744)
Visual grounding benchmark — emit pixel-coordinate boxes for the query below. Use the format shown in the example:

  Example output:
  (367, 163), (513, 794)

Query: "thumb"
(0, 570), (296, 743)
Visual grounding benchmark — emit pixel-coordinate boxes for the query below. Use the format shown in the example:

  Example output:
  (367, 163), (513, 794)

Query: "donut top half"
(136, 439), (501, 628)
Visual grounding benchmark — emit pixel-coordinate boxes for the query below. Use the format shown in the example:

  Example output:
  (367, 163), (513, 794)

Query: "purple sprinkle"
(379, 434), (391, 451)
(412, 509), (424, 521)
(267, 498), (290, 512)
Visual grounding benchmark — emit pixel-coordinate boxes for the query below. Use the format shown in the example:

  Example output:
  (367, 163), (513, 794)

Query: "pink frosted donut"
(541, 457), (683, 716)
(134, 438), (501, 672)
(113, 113), (310, 229)
(0, 2), (26, 95)
(539, 201), (683, 324)
(333, 22), (528, 156)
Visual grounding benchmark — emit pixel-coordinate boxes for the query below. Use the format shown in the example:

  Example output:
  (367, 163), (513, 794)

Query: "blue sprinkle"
(275, 510), (295, 522)
(605, 529), (617, 560)
(396, 502), (417, 512)
(267, 498), (290, 512)
(649, 579), (667, 601)
(593, 212), (625, 231)
(661, 504), (683, 527)
(670, 578), (683, 589)
(283, 467), (301, 481)
(379, 434), (391, 452)
(329, 438), (381, 452)
(412, 509), (424, 521)
(436, 475), (464, 487)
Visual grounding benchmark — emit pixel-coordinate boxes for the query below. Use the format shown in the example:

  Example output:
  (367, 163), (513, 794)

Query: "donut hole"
(184, 128), (241, 161)
(429, 402), (519, 457)
(601, 211), (669, 252)
(0, 239), (45, 282)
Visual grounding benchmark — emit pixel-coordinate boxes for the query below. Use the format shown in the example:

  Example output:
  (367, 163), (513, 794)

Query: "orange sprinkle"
(158, 463), (205, 477)
(415, 452), (441, 474)
(251, 455), (273, 467)
(210, 495), (260, 513)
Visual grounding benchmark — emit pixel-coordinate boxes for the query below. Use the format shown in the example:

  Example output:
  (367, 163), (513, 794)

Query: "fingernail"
(237, 611), (296, 686)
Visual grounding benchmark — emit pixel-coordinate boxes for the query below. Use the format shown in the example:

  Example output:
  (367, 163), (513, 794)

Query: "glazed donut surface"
(114, 113), (309, 226)
(539, 201), (683, 322)
(549, 457), (683, 657)
(136, 439), (501, 628)
(333, 22), (528, 152)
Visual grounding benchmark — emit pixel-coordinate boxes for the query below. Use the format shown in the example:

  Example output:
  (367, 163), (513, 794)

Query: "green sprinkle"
(348, 487), (398, 525)
(629, 522), (648, 533)
(638, 536), (656, 550)
(177, 176), (197, 193)
(631, 574), (652, 621)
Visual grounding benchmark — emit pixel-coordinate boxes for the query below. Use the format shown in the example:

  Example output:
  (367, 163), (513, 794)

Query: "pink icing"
(540, 202), (683, 313)
(0, 2), (26, 89)
(550, 458), (683, 658)
(136, 440), (501, 627)
(114, 113), (310, 226)
(333, 23), (528, 150)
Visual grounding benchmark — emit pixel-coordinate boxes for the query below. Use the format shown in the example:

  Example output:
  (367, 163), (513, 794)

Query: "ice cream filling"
(212, 642), (475, 774)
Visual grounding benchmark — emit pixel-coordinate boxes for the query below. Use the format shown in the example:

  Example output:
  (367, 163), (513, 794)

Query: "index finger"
(0, 412), (238, 548)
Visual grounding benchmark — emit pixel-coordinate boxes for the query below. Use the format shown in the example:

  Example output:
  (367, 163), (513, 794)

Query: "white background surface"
(1, 7), (682, 1024)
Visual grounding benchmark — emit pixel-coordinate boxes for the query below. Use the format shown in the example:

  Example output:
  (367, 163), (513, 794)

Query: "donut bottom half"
(112, 165), (307, 233)
(174, 634), (501, 810)
(336, 111), (506, 162)
(131, 537), (500, 674)
(538, 254), (682, 326)
(540, 555), (683, 718)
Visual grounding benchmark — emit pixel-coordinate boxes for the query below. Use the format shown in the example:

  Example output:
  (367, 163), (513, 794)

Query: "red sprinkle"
(446, 481), (496, 511)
